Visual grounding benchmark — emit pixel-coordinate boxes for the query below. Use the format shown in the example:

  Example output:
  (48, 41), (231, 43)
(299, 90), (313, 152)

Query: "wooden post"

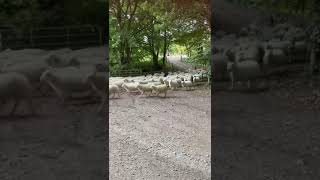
(98, 26), (103, 45)
(0, 32), (2, 51)
(30, 28), (34, 48)
(66, 27), (70, 48)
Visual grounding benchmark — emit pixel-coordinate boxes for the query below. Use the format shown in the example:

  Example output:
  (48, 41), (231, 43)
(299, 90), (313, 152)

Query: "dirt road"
(167, 55), (195, 71)
(0, 97), (105, 179)
(109, 89), (211, 179)
(213, 73), (320, 179)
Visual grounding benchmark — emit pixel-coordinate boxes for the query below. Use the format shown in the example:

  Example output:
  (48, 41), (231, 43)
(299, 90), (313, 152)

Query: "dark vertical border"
(210, 0), (214, 179)
(106, 0), (110, 179)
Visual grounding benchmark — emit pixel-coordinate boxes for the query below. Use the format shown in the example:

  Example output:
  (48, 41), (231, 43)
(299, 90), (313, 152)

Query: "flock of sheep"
(0, 47), (107, 116)
(213, 22), (310, 89)
(109, 69), (209, 99)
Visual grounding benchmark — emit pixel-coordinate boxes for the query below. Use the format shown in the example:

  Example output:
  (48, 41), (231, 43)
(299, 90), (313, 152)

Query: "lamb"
(0, 72), (35, 116)
(151, 84), (169, 97)
(137, 84), (153, 96)
(227, 60), (262, 89)
(109, 84), (121, 98)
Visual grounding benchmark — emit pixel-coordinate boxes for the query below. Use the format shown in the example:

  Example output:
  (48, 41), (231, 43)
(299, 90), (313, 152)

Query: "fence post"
(66, 27), (70, 48)
(30, 28), (34, 48)
(0, 32), (2, 51)
(98, 26), (103, 45)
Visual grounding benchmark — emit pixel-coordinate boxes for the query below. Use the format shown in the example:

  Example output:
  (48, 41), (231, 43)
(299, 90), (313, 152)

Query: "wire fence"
(0, 25), (107, 50)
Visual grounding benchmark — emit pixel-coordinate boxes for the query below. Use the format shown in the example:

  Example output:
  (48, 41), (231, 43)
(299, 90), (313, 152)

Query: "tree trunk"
(120, 40), (126, 64)
(152, 52), (159, 69)
(125, 39), (131, 64)
(162, 30), (167, 65)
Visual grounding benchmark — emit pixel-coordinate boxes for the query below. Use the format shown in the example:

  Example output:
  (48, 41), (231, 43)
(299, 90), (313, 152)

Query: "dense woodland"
(0, 0), (107, 29)
(109, 0), (210, 72)
(227, 0), (320, 17)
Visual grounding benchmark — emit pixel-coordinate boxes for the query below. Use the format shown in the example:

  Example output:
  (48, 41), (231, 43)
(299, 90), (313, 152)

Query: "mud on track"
(109, 88), (211, 179)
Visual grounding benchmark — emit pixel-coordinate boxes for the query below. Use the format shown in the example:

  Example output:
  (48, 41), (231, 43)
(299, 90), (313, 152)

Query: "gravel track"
(109, 89), (211, 179)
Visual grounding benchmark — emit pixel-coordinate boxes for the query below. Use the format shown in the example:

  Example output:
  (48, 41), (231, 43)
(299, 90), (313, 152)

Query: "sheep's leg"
(247, 80), (251, 89)
(228, 72), (234, 90)
(45, 80), (65, 103)
(138, 88), (144, 97)
(164, 91), (167, 98)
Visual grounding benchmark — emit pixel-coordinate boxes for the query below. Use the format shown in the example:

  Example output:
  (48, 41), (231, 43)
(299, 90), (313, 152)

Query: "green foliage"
(231, 0), (320, 18)
(0, 0), (106, 31)
(109, 0), (210, 72)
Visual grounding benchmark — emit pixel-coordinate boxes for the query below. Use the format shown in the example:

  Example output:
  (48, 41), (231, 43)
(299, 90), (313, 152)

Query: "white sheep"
(122, 82), (139, 94)
(151, 84), (169, 97)
(263, 48), (289, 67)
(109, 84), (121, 98)
(87, 72), (107, 112)
(181, 80), (193, 90)
(39, 66), (96, 103)
(137, 84), (153, 96)
(0, 72), (35, 116)
(227, 60), (261, 89)
(213, 53), (229, 81)
(169, 79), (181, 90)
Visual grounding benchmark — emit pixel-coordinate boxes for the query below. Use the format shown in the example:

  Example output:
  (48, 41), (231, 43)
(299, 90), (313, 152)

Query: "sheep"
(227, 60), (262, 90)
(0, 72), (35, 116)
(109, 84), (120, 98)
(137, 84), (153, 96)
(265, 39), (291, 53)
(164, 79), (170, 86)
(45, 54), (80, 68)
(263, 48), (290, 67)
(151, 84), (169, 97)
(40, 66), (107, 113)
(39, 66), (97, 104)
(181, 80), (193, 90)
(169, 79), (181, 90)
(122, 82), (139, 94)
(212, 53), (229, 81)
(290, 41), (308, 63)
(0, 54), (80, 96)
(87, 72), (107, 112)
(234, 43), (264, 64)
